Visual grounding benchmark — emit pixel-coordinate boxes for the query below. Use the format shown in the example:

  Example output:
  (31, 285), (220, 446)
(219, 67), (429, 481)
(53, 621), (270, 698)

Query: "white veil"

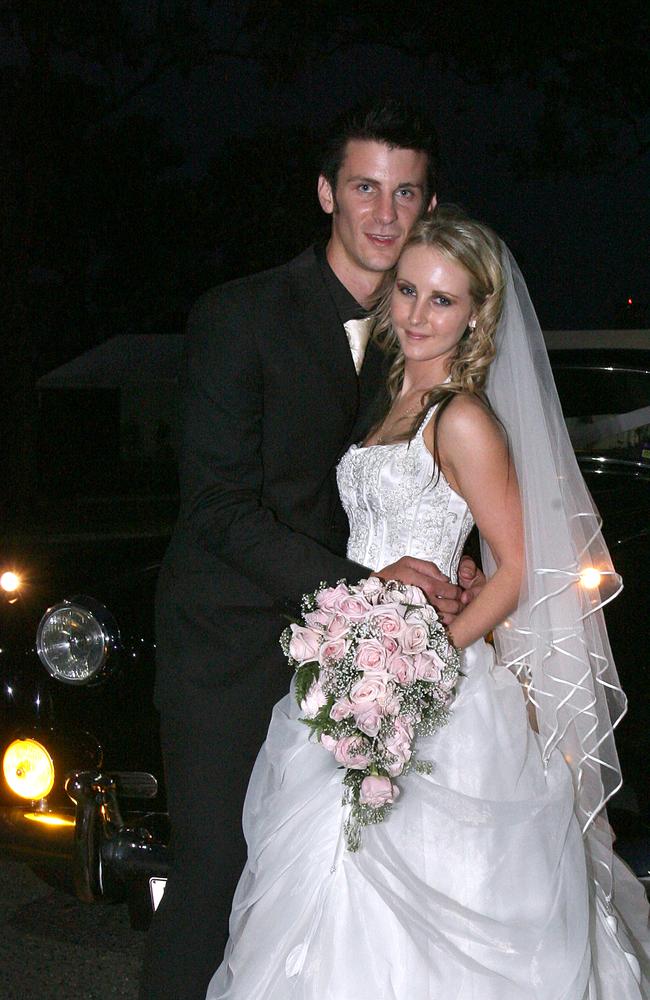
(483, 247), (627, 909)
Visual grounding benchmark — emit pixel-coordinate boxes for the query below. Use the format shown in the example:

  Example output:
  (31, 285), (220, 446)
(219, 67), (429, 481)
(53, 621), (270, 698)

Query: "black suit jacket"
(155, 246), (387, 717)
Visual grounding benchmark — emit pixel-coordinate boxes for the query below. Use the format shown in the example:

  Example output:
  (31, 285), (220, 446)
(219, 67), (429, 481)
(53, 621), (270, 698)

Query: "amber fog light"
(3, 739), (55, 800)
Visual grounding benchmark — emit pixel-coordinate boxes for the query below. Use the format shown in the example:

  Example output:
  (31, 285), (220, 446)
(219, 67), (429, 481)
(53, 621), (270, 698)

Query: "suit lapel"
(285, 249), (359, 421)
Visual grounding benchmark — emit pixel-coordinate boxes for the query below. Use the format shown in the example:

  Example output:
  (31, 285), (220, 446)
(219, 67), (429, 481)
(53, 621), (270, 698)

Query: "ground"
(0, 856), (144, 999)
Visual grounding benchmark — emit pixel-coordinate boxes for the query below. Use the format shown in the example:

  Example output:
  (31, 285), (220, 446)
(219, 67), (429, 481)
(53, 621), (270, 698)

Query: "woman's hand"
(458, 555), (486, 606)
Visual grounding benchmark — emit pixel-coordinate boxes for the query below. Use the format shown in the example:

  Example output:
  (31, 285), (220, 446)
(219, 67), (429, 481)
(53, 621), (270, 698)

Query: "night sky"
(2, 1), (649, 356)
(130, 11), (649, 331)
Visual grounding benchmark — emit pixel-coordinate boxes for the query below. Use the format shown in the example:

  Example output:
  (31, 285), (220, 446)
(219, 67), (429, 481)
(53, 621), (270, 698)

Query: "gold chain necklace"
(374, 404), (422, 446)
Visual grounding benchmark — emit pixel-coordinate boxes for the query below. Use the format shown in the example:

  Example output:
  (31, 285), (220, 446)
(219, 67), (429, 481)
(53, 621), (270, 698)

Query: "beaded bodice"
(336, 409), (474, 583)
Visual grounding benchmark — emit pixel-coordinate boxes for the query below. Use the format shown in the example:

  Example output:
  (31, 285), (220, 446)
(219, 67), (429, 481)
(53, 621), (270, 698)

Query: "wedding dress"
(206, 409), (650, 1000)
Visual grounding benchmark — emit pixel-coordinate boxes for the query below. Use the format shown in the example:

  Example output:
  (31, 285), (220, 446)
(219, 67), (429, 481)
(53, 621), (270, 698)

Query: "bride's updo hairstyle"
(372, 205), (505, 449)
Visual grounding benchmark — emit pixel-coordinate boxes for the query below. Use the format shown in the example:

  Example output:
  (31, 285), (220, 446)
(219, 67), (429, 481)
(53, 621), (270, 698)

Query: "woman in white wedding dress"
(207, 208), (650, 1000)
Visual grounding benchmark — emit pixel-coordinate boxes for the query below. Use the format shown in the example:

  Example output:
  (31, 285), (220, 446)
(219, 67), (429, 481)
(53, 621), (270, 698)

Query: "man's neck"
(325, 240), (383, 311)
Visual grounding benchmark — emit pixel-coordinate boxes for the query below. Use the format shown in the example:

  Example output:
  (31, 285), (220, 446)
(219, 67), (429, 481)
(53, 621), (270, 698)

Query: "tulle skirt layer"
(207, 642), (650, 1000)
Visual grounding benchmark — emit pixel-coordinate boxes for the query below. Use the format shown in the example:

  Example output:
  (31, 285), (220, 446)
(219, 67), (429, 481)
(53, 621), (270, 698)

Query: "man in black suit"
(140, 100), (479, 1000)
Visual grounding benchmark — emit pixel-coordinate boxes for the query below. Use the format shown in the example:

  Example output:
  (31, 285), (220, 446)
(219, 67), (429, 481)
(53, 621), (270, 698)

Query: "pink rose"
(349, 672), (392, 710)
(382, 635), (399, 654)
(316, 582), (351, 612)
(334, 735), (372, 770)
(413, 603), (439, 625)
(383, 692), (402, 717)
(386, 653), (417, 685)
(413, 650), (445, 681)
(330, 697), (354, 721)
(402, 585), (428, 606)
(358, 576), (385, 604)
(401, 622), (429, 654)
(370, 607), (405, 639)
(336, 594), (372, 620)
(321, 733), (338, 753)
(384, 716), (414, 769)
(326, 612), (350, 638)
(288, 624), (320, 663)
(354, 639), (387, 672)
(359, 775), (400, 807)
(382, 583), (427, 607)
(304, 609), (330, 630)
(349, 672), (393, 736)
(300, 678), (327, 719)
(318, 637), (348, 667)
(376, 583), (398, 605)
(354, 704), (383, 737)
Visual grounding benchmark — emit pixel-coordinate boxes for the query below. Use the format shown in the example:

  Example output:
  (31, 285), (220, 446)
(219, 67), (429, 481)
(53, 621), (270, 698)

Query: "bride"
(207, 207), (650, 999)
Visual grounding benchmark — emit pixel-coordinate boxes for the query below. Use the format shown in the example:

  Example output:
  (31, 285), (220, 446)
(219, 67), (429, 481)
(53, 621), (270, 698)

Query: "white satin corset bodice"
(337, 409), (475, 583)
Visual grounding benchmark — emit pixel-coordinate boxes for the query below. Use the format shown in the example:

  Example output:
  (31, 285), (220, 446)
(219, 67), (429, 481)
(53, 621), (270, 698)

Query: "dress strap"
(414, 405), (437, 440)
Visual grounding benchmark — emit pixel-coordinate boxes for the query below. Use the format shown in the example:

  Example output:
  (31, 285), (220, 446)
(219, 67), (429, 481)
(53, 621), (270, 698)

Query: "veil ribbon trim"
(483, 248), (628, 910)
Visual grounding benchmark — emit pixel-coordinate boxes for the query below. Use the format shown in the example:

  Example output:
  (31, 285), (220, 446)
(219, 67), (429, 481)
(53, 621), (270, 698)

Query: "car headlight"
(36, 597), (120, 684)
(0, 571), (21, 593)
(3, 738), (55, 799)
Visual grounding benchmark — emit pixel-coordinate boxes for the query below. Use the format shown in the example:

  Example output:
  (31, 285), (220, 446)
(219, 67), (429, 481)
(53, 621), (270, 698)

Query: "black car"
(0, 527), (170, 921)
(1, 332), (648, 927)
(0, 335), (179, 926)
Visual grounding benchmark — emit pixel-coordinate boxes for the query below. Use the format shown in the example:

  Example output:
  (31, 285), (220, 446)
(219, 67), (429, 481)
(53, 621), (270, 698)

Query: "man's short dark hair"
(320, 98), (439, 204)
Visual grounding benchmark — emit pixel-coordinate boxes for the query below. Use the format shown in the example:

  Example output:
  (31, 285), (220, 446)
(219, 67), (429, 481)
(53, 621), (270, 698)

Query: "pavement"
(0, 856), (144, 999)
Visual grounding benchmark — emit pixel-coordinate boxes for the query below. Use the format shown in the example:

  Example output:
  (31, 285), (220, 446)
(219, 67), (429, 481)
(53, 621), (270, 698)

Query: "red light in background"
(627, 297), (633, 305)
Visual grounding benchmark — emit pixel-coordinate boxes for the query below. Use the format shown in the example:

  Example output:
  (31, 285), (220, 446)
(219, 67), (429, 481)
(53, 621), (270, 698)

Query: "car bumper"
(0, 768), (170, 926)
(65, 770), (169, 909)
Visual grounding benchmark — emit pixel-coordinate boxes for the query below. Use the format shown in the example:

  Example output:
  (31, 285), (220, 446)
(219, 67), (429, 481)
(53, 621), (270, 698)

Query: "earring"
(469, 319), (477, 331)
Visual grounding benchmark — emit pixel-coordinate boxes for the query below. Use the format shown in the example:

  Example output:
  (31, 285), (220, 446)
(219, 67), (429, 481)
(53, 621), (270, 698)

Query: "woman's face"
(390, 244), (475, 378)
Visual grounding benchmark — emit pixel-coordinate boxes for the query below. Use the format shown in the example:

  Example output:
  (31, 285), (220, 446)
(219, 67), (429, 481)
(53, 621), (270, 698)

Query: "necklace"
(373, 404), (422, 446)
(370, 378), (448, 445)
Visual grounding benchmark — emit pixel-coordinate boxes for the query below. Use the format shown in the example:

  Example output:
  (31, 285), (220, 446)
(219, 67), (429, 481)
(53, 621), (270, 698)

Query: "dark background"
(1, 0), (648, 517)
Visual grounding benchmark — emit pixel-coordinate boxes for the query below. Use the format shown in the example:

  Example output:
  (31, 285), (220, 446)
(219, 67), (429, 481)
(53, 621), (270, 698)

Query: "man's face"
(318, 140), (435, 279)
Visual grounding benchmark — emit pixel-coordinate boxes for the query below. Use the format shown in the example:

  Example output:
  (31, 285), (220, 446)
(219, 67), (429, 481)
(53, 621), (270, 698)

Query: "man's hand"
(458, 555), (486, 606)
(373, 557), (461, 624)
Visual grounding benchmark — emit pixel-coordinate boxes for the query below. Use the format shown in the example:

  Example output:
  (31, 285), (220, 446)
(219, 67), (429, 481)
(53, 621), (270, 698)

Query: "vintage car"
(1, 331), (648, 927)
(0, 335), (179, 927)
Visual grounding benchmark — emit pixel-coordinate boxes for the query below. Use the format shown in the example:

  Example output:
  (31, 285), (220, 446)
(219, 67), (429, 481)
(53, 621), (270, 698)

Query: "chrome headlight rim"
(36, 596), (121, 686)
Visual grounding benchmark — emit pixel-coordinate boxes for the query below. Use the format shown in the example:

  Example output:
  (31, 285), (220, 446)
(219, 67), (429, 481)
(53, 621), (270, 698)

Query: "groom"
(140, 99), (482, 1000)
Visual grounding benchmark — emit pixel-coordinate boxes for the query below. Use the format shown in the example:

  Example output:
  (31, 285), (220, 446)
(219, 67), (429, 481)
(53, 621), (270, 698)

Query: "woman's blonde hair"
(371, 205), (505, 456)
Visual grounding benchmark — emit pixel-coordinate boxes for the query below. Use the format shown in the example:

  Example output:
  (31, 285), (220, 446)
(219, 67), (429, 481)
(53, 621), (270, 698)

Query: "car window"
(552, 364), (650, 468)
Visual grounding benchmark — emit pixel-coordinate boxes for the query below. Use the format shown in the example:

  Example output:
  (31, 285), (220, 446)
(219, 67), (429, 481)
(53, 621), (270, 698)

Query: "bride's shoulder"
(439, 392), (499, 432)
(432, 392), (505, 456)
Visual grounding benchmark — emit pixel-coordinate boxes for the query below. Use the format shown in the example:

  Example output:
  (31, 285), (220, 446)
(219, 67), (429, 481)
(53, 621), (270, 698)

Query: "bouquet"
(280, 577), (460, 850)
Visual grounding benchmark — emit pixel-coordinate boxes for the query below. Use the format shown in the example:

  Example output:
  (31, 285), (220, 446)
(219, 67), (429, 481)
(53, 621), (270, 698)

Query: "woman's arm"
(426, 395), (524, 650)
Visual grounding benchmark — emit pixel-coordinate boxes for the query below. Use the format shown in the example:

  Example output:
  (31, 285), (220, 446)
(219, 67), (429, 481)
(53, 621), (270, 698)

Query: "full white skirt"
(207, 642), (650, 999)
